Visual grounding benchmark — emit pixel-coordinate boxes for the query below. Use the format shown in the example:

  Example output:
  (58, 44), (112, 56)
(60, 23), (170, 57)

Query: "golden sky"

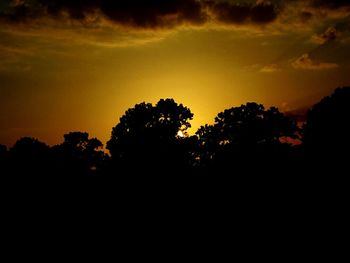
(1, 0), (350, 147)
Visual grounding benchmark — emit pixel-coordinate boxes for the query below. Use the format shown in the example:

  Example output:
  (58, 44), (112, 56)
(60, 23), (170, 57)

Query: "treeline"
(1, 87), (349, 183)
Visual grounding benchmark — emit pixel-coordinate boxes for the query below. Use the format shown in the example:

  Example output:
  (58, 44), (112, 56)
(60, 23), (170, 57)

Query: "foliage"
(2, 87), (349, 179)
(196, 102), (299, 168)
(107, 99), (194, 173)
(303, 87), (350, 151)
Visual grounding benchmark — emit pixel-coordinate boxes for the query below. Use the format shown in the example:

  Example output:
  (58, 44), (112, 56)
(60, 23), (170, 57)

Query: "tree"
(300, 87), (350, 193)
(9, 137), (50, 176)
(196, 103), (299, 172)
(0, 144), (8, 173)
(107, 99), (194, 175)
(0, 144), (7, 157)
(52, 132), (105, 175)
(303, 87), (350, 152)
(10, 137), (49, 159)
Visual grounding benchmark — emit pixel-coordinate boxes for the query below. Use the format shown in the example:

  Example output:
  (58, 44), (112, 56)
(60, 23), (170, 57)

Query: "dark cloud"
(310, 0), (350, 10)
(0, 0), (280, 29)
(2, 0), (44, 23)
(41, 0), (208, 28)
(300, 11), (313, 23)
(209, 1), (278, 25)
(1, 0), (207, 28)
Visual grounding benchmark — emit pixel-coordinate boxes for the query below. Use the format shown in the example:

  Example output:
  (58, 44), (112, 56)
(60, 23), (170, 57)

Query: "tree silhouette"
(299, 87), (350, 197)
(107, 99), (194, 175)
(8, 137), (50, 177)
(2, 88), (348, 183)
(63, 132), (103, 155)
(0, 144), (7, 157)
(303, 87), (350, 153)
(10, 137), (49, 157)
(302, 87), (350, 176)
(0, 144), (8, 174)
(51, 132), (106, 176)
(196, 103), (299, 173)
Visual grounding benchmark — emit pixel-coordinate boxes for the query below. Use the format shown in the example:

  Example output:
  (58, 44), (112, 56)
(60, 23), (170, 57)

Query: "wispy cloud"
(260, 63), (280, 73)
(311, 26), (337, 44)
(292, 53), (339, 70)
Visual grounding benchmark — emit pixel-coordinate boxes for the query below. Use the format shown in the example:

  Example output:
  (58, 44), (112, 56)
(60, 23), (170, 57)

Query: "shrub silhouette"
(107, 99), (194, 175)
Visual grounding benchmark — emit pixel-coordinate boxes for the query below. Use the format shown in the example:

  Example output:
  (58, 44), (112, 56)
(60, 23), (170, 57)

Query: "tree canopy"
(303, 87), (350, 152)
(107, 99), (194, 174)
(1, 87), (349, 179)
(196, 102), (299, 170)
(9, 137), (49, 160)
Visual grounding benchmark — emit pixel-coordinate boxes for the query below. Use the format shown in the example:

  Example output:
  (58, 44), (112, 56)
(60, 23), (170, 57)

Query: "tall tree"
(196, 103), (299, 173)
(303, 87), (350, 152)
(107, 99), (194, 175)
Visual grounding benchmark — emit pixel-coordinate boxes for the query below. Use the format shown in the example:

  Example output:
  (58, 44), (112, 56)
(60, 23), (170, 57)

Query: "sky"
(1, 0), (350, 147)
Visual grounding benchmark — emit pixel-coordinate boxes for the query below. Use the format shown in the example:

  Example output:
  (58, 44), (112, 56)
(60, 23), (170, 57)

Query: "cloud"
(307, 0), (350, 20)
(0, 23), (170, 48)
(0, 1), (348, 30)
(312, 26), (338, 44)
(273, 0), (350, 31)
(292, 53), (339, 70)
(260, 64), (280, 73)
(299, 11), (313, 23)
(1, 0), (207, 29)
(0, 0), (281, 29)
(208, 0), (279, 25)
(0, 0), (349, 47)
(310, 0), (350, 10)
